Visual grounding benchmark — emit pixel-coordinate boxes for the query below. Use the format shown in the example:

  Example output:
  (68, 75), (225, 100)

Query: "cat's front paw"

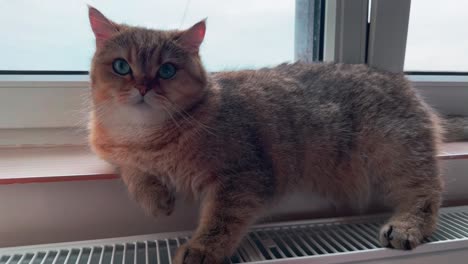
(173, 244), (222, 264)
(156, 191), (175, 216)
(138, 189), (175, 217)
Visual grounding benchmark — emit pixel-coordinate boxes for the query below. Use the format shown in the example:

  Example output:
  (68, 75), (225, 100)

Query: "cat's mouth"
(124, 92), (166, 112)
(126, 97), (145, 106)
(138, 94), (160, 109)
(136, 97), (145, 104)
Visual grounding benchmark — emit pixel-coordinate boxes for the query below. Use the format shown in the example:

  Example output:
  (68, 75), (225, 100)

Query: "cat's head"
(88, 6), (208, 128)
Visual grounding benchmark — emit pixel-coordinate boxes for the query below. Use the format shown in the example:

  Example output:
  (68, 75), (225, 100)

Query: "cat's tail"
(442, 115), (468, 142)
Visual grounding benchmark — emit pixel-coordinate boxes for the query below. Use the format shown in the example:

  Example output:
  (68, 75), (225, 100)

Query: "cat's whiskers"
(93, 100), (112, 117)
(152, 94), (192, 125)
(160, 97), (261, 151)
(159, 99), (210, 141)
(180, 107), (217, 133)
(160, 103), (182, 130)
(163, 97), (218, 137)
(165, 104), (206, 142)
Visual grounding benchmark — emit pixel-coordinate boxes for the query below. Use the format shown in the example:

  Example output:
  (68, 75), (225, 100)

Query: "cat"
(87, 6), (455, 264)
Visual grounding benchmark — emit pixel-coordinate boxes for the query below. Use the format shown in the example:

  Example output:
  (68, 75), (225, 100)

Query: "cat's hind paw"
(173, 244), (222, 264)
(379, 222), (423, 250)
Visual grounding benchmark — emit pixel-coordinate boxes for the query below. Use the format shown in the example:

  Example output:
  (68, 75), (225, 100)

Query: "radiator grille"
(2, 207), (468, 264)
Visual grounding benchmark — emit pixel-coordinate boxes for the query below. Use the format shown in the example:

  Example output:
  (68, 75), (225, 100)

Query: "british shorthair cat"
(88, 6), (445, 264)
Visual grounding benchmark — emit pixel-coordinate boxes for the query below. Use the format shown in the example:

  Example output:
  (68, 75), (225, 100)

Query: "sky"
(405, 0), (468, 72)
(0, 0), (466, 72)
(0, 0), (295, 72)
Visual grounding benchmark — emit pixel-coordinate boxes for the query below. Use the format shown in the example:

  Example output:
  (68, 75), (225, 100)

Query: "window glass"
(0, 0), (295, 71)
(404, 0), (468, 72)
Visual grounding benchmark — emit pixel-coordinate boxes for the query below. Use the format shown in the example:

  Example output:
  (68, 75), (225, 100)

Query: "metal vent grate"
(2, 206), (468, 264)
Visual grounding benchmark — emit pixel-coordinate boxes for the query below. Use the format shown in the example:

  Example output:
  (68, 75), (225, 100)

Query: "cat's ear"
(88, 6), (119, 48)
(176, 19), (206, 53)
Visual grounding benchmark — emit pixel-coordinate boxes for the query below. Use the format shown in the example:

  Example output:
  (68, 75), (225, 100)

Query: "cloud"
(0, 0), (294, 71)
(1, 0), (466, 72)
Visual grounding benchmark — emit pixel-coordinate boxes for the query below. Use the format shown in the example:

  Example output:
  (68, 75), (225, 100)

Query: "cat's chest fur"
(91, 121), (215, 195)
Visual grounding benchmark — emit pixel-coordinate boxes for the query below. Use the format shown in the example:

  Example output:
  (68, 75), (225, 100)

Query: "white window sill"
(0, 146), (116, 184)
(441, 142), (468, 159)
(0, 142), (467, 184)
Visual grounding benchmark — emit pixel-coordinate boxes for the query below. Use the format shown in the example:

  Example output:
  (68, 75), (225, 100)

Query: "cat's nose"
(135, 85), (151, 96)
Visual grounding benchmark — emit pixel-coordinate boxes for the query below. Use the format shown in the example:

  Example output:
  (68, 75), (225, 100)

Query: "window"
(0, 0), (466, 145)
(0, 0), (295, 72)
(405, 0), (468, 72)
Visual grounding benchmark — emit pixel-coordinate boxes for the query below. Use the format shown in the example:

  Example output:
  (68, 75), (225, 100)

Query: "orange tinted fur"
(88, 7), (444, 264)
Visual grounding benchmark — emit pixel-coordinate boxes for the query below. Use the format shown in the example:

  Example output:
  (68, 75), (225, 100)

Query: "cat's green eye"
(112, 58), (131, 75)
(158, 63), (177, 79)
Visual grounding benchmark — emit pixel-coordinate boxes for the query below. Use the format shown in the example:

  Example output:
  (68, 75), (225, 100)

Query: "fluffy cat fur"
(87, 7), (450, 263)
